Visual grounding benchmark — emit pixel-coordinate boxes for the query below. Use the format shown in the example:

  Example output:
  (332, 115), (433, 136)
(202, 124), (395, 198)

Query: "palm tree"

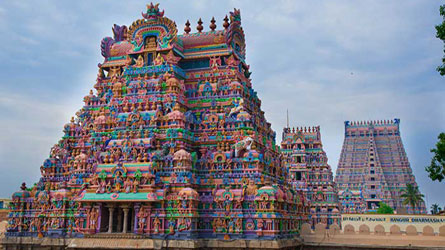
(400, 184), (425, 214)
(431, 203), (442, 215)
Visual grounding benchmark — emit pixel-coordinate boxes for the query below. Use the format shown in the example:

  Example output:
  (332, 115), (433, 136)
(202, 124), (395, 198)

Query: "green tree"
(425, 133), (445, 181)
(437, 5), (445, 75)
(376, 202), (394, 214)
(430, 203), (442, 215)
(401, 184), (425, 214)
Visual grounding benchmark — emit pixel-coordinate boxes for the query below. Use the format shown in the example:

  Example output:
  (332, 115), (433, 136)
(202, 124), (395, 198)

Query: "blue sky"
(0, 1), (444, 210)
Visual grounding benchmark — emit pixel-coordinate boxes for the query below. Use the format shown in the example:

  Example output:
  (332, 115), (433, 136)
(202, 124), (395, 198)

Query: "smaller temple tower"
(335, 119), (427, 214)
(282, 126), (341, 227)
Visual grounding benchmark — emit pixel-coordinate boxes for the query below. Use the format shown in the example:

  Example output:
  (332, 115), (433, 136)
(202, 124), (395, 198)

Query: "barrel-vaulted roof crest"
(142, 2), (165, 20)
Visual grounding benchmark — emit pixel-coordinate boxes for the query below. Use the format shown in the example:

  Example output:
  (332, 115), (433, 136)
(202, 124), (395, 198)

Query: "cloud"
(0, 91), (77, 195)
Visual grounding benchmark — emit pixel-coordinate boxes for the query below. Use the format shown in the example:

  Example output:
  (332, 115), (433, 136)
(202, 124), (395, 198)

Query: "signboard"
(341, 214), (445, 233)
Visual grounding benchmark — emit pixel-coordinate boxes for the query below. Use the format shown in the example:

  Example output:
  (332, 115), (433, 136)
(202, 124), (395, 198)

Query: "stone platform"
(0, 236), (303, 250)
(2, 235), (445, 249)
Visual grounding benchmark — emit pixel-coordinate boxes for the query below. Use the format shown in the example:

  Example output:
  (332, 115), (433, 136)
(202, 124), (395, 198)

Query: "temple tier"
(7, 3), (308, 239)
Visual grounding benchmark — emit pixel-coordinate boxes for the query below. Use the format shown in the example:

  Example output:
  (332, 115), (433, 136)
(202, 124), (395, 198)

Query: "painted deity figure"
(122, 137), (133, 156)
(132, 178), (140, 193)
(137, 208), (147, 232)
(88, 208), (99, 230)
(135, 55), (145, 67)
(144, 172), (155, 186)
(244, 180), (257, 196)
(29, 218), (37, 232)
(144, 36), (157, 50)
(235, 218), (242, 233)
(177, 217), (187, 232)
(224, 197), (232, 212)
(90, 174), (99, 186)
(109, 67), (121, 77)
(228, 219), (234, 233)
(181, 199), (187, 210)
(153, 53), (165, 65)
(218, 218), (227, 233)
(153, 217), (160, 234)
(96, 179), (106, 194)
(168, 219), (176, 235)
(114, 172), (123, 192)
(124, 177), (132, 193)
(66, 218), (74, 236)
(106, 181), (112, 193)
(74, 217), (82, 233)
(36, 218), (43, 236)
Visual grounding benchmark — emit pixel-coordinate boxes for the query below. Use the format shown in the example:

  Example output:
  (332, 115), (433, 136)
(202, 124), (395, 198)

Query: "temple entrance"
(112, 207), (120, 233)
(99, 206), (109, 232)
(101, 203), (135, 233)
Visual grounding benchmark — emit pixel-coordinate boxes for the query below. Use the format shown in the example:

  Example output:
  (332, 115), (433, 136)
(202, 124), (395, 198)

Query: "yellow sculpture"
(153, 53), (165, 65)
(145, 36), (157, 50)
(135, 55), (145, 67)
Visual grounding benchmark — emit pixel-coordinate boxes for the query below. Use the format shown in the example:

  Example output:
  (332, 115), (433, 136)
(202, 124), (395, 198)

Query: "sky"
(0, 0), (444, 210)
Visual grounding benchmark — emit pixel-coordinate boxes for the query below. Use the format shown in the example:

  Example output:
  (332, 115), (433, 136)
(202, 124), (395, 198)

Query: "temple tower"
(335, 119), (426, 214)
(281, 126), (340, 227)
(7, 3), (307, 240)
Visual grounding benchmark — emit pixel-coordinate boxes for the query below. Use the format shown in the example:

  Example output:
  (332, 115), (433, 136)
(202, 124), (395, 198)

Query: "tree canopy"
(376, 202), (394, 214)
(431, 203), (442, 215)
(425, 133), (445, 182)
(437, 5), (445, 75)
(401, 184), (424, 214)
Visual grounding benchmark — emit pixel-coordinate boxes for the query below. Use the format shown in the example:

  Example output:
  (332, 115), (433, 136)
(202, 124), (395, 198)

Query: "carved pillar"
(108, 207), (114, 233)
(122, 208), (129, 233)
(133, 205), (140, 233)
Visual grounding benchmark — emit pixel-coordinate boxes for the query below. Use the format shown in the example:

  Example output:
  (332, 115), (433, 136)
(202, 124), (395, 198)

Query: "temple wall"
(300, 215), (445, 249)
(341, 214), (445, 234)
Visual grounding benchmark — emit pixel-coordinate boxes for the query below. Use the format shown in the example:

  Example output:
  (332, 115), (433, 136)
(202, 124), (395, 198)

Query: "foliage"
(425, 133), (445, 181)
(430, 203), (442, 215)
(436, 5), (445, 75)
(401, 184), (425, 214)
(376, 202), (394, 214)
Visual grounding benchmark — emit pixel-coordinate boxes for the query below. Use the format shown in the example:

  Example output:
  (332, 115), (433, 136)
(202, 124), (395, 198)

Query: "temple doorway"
(101, 204), (135, 233)
(99, 206), (109, 232)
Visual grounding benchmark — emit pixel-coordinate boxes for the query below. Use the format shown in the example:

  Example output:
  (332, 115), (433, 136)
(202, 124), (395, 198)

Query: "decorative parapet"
(123, 64), (186, 79)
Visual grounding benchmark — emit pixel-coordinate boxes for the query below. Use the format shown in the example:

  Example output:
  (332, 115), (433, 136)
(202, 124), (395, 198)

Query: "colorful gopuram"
(335, 119), (427, 214)
(281, 126), (340, 227)
(6, 3), (307, 240)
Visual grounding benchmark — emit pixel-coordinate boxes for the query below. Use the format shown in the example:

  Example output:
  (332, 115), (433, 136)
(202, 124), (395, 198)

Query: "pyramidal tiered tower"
(281, 126), (340, 227)
(335, 119), (426, 214)
(7, 3), (307, 240)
